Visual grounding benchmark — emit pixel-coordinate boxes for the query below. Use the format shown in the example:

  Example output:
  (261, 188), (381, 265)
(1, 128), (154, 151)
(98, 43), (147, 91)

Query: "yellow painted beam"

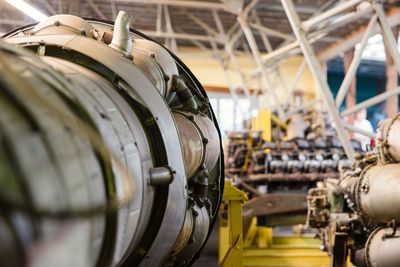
(243, 227), (331, 267)
(252, 109), (272, 141)
(219, 180), (247, 267)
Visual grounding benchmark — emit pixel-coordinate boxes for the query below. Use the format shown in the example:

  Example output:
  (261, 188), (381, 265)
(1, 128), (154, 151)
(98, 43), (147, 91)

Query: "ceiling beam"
(249, 22), (294, 41)
(42, 0), (57, 15)
(318, 7), (400, 61)
(114, 0), (234, 13)
(0, 19), (26, 25)
(140, 30), (219, 43)
(87, 0), (107, 20)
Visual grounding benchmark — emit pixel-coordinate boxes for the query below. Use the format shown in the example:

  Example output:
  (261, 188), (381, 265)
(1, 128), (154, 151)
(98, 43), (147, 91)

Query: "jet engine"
(0, 11), (223, 267)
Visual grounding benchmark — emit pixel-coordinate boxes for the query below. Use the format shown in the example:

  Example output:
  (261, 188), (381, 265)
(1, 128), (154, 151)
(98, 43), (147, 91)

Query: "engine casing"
(0, 12), (223, 267)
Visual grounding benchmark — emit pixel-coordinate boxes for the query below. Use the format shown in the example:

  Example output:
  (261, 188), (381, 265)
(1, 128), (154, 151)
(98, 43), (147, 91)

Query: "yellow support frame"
(220, 197), (331, 267)
(251, 109), (272, 141)
(251, 108), (288, 142)
(219, 180), (248, 267)
(240, 217), (330, 266)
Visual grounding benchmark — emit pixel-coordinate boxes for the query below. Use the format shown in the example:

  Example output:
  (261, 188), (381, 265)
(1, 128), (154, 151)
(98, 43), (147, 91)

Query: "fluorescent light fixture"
(5, 0), (49, 22)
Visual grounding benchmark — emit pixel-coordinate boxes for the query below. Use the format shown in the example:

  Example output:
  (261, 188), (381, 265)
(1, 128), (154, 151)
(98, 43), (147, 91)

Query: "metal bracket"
(219, 180), (247, 267)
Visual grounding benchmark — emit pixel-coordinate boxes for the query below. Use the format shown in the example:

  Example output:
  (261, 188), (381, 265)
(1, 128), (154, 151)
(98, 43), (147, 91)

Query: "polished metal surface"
(149, 166), (174, 185)
(193, 113), (221, 172)
(174, 111), (220, 179)
(366, 227), (400, 267)
(174, 112), (203, 178)
(377, 115), (400, 163)
(306, 113), (400, 266)
(132, 38), (179, 96)
(357, 164), (400, 223)
(0, 13), (222, 267)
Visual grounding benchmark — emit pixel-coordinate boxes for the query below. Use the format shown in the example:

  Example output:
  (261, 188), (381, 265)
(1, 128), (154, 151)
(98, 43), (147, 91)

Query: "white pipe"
(341, 87), (400, 117)
(110, 11), (132, 56)
(335, 15), (378, 108)
(302, 0), (363, 31)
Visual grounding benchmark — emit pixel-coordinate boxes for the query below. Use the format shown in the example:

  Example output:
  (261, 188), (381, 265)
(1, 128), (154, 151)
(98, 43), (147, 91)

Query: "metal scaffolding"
(2, 0), (400, 161)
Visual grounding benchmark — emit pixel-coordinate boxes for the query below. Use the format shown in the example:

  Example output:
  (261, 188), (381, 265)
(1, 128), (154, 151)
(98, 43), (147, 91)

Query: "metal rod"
(115, 0), (229, 12)
(374, 3), (400, 76)
(260, 40), (300, 65)
(87, 0), (107, 20)
(237, 179), (261, 197)
(213, 11), (251, 99)
(185, 12), (219, 38)
(310, 0), (336, 18)
(341, 87), (400, 117)
(252, 11), (289, 97)
(256, 4), (372, 69)
(310, 6), (373, 39)
(302, 0), (364, 31)
(285, 59), (306, 106)
(281, 0), (355, 160)
(227, 21), (239, 38)
(212, 10), (224, 39)
(140, 30), (217, 42)
(42, 0), (57, 15)
(237, 13), (286, 119)
(249, 23), (295, 41)
(163, 5), (177, 52)
(229, 27), (244, 48)
(242, 0), (260, 18)
(156, 4), (162, 33)
(252, 11), (273, 51)
(57, 0), (62, 13)
(343, 123), (375, 139)
(335, 15), (378, 108)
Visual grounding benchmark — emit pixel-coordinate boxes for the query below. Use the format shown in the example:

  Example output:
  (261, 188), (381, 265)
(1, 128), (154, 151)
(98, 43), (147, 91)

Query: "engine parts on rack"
(306, 113), (400, 267)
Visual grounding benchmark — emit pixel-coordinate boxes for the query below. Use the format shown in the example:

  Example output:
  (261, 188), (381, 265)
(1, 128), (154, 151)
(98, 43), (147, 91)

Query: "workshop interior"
(1, 0), (400, 267)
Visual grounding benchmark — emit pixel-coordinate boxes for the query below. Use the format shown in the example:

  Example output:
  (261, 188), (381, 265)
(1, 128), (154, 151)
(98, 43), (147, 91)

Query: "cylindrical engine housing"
(365, 227), (400, 267)
(355, 164), (400, 223)
(376, 115), (400, 163)
(0, 12), (222, 267)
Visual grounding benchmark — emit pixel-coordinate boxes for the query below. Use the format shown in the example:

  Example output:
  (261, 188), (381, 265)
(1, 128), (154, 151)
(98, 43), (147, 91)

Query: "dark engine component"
(225, 114), (360, 227)
(0, 12), (223, 267)
(306, 114), (400, 267)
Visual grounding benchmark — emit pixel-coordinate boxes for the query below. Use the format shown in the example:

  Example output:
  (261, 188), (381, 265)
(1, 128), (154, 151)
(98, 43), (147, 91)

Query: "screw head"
(361, 182), (369, 193)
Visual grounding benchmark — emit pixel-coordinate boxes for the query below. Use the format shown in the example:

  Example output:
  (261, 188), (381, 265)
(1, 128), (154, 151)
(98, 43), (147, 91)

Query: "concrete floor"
(192, 220), (219, 267)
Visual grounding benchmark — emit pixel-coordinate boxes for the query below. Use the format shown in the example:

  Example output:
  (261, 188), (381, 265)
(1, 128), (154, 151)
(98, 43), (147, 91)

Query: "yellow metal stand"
(251, 109), (272, 141)
(251, 108), (288, 142)
(241, 218), (330, 266)
(219, 180), (248, 267)
(220, 199), (330, 267)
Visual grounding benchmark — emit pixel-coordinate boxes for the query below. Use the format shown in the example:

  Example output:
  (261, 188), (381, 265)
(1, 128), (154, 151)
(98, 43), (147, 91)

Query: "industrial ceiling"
(1, 0), (399, 56)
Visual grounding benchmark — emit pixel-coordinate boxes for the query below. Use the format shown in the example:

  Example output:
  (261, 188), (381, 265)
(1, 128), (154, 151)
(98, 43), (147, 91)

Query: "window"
(208, 93), (253, 139)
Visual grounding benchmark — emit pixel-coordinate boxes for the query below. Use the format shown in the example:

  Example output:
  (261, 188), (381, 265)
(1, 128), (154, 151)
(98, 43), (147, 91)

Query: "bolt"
(361, 183), (369, 193)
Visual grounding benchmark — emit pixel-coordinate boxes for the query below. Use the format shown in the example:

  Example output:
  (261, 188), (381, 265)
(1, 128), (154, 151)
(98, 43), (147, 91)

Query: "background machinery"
(225, 108), (362, 228)
(307, 114), (400, 267)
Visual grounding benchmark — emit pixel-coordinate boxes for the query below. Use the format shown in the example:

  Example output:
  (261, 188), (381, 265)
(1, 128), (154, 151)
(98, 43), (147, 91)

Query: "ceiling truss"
(1, 0), (400, 160)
